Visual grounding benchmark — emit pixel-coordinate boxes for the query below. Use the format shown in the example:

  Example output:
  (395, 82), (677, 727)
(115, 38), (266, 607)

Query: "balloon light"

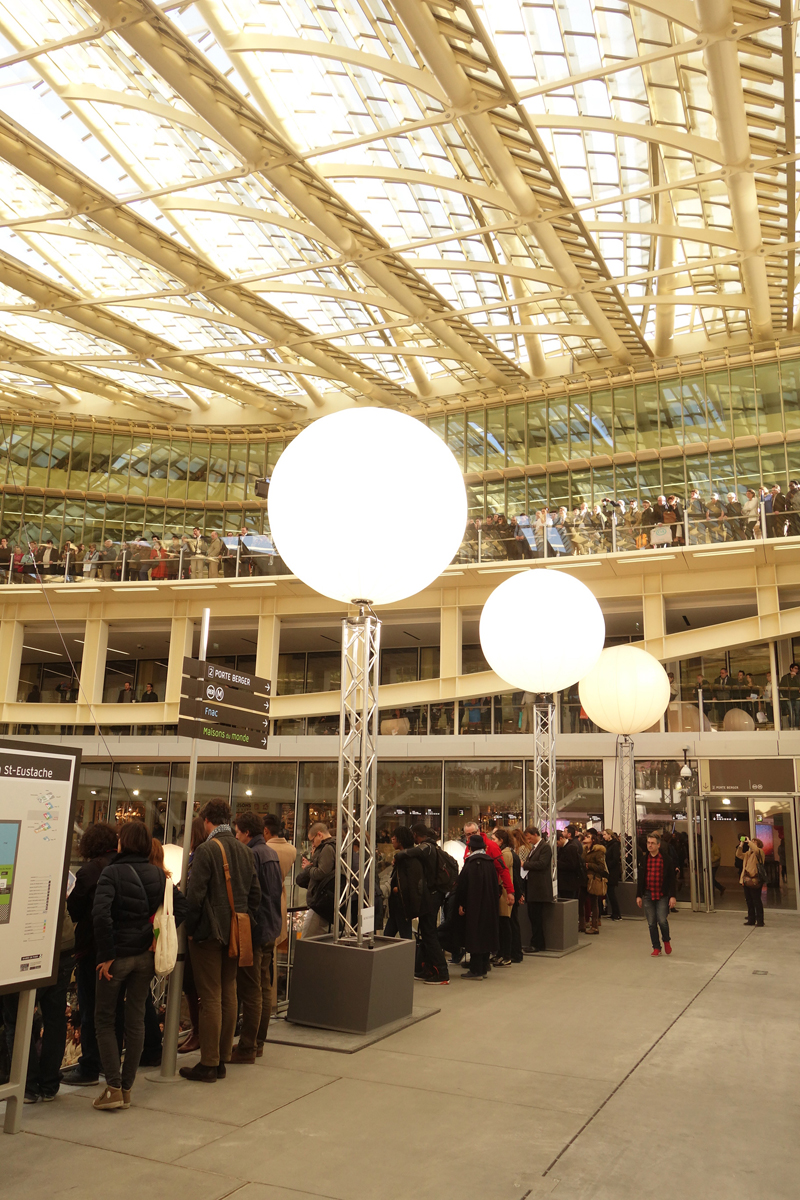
(161, 843), (184, 881)
(479, 570), (605, 693)
(578, 645), (670, 735)
(267, 408), (467, 605)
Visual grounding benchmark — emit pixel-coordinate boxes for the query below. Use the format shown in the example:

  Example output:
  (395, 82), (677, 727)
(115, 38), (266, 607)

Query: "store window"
(112, 762), (171, 839)
(377, 761), (442, 839)
(71, 764), (113, 865)
(165, 761), (232, 845)
(444, 760), (523, 840)
(232, 761), (296, 839)
(297, 761), (337, 854)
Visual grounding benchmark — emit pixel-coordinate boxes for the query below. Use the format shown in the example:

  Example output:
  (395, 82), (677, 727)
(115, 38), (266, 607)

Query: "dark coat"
(295, 836), (336, 915)
(557, 839), (584, 896)
(394, 840), (438, 915)
(247, 834), (283, 946)
(604, 837), (622, 886)
(92, 851), (187, 964)
(636, 850), (677, 900)
(454, 851), (500, 954)
(524, 839), (554, 903)
(68, 852), (114, 959)
(185, 829), (260, 946)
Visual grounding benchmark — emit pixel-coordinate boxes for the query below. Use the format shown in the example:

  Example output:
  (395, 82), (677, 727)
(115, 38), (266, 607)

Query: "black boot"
(179, 1063), (217, 1083)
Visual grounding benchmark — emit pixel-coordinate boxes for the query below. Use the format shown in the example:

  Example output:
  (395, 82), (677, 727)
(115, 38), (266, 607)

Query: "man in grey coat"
(522, 826), (553, 953)
(296, 822), (336, 938)
(231, 812), (283, 1063)
(181, 799), (260, 1083)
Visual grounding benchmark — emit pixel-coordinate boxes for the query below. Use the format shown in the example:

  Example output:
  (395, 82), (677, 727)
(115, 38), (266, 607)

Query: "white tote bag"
(153, 876), (178, 976)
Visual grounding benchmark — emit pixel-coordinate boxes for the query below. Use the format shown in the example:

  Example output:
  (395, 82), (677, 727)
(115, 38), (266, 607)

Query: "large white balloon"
(479, 570), (605, 693)
(267, 409), (467, 605)
(578, 644), (670, 734)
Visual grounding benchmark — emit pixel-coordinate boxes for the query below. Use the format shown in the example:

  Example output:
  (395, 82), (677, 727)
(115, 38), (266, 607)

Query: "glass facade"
(4, 354), (800, 546)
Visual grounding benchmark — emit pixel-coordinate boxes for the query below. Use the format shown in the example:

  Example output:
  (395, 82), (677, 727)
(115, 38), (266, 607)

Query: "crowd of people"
(458, 481), (800, 561)
(0, 810), (768, 1106)
(0, 528), (282, 584)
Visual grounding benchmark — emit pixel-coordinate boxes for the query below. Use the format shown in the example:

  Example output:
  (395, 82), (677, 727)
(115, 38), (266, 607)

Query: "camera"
(679, 763), (692, 781)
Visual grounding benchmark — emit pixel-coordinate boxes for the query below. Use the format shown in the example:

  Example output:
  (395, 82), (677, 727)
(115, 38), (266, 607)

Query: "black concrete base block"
(286, 935), (415, 1034)
(518, 898), (579, 951)
(617, 881), (644, 919)
(543, 898), (579, 950)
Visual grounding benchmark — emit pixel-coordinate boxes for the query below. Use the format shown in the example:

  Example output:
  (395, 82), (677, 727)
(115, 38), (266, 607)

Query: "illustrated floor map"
(0, 821), (20, 925)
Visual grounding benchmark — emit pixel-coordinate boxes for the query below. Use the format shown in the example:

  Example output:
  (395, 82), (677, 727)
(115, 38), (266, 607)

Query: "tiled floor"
(3, 913), (798, 1200)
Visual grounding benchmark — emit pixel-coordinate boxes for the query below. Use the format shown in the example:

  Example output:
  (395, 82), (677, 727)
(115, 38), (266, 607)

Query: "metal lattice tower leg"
(617, 735), (637, 883)
(334, 608), (380, 945)
(533, 702), (557, 894)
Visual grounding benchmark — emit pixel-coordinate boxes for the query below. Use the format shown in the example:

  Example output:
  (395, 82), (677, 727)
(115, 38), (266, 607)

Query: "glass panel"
(167, 440), (190, 500)
(228, 442), (248, 501)
(780, 359), (800, 433)
(296, 761), (338, 858)
(135, 657), (168, 702)
(614, 386), (636, 453)
(444, 761), (523, 841)
(27, 427), (52, 488)
(548, 399), (569, 461)
(662, 457), (686, 497)
(760, 445), (787, 489)
(103, 654), (136, 703)
(205, 446), (228, 501)
(305, 651), (340, 693)
(108, 433), (133, 494)
(486, 479), (504, 515)
(507, 478), (525, 519)
(463, 643), (490, 674)
(380, 648), (418, 685)
(682, 377), (708, 444)
(753, 799), (797, 911)
(420, 646), (439, 679)
(458, 696), (492, 734)
(429, 414), (445, 443)
(591, 389), (614, 454)
(231, 761), (297, 840)
(128, 439), (152, 496)
(49, 429), (72, 491)
(591, 467), (613, 509)
(266, 439), (283, 472)
(706, 370), (731, 438)
(148, 441), (170, 498)
(634, 383), (658, 451)
(446, 413), (465, 471)
(83, 500), (105, 547)
(734, 447), (760, 493)
(506, 403), (525, 465)
(638, 460), (662, 500)
(526, 402), (547, 466)
(165, 761), (232, 845)
(709, 451), (735, 504)
(756, 363), (782, 436)
(549, 759), (605, 824)
(123, 503), (146, 542)
(71, 763), (113, 866)
(89, 433), (113, 491)
(658, 380), (682, 447)
(111, 762), (170, 839)
(68, 431), (92, 491)
(42, 497), (65, 546)
(377, 761), (442, 839)
(1, 492), (23, 541)
(486, 407), (505, 468)
(466, 411), (485, 473)
(569, 398), (592, 459)
(187, 442), (210, 500)
(494, 692), (522, 734)
(0, 421), (15, 484)
(730, 365), (759, 437)
(6, 424), (32, 485)
(466, 482), (484, 521)
(278, 652), (306, 695)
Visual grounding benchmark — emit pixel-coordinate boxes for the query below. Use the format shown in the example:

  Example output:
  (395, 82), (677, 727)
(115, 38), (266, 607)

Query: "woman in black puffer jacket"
(91, 820), (187, 1111)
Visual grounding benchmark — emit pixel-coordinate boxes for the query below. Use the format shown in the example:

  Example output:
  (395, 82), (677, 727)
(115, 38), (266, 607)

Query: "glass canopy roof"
(0, 0), (795, 426)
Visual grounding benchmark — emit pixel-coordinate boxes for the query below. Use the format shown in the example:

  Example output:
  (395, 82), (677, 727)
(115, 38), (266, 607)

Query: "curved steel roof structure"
(0, 0), (795, 425)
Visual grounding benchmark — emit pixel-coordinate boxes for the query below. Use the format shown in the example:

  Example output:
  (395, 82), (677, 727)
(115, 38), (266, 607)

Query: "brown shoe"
(121, 1089), (132, 1109)
(178, 1031), (200, 1055)
(256, 1045), (265, 1059)
(93, 1086), (124, 1111)
(229, 1044), (256, 1065)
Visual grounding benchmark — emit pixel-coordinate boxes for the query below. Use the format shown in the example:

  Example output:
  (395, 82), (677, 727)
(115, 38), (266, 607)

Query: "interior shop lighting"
(22, 644), (62, 655)
(723, 798), (731, 805)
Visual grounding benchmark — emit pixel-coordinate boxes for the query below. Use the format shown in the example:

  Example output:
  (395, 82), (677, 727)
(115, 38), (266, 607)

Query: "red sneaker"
(650, 948), (661, 957)
(664, 941), (672, 955)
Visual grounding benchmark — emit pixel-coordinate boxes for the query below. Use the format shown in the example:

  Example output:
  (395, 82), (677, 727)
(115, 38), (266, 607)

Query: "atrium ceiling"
(0, 0), (796, 428)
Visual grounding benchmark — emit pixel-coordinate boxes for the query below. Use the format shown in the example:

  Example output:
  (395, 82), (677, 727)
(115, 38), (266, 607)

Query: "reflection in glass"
(753, 798), (797, 910)
(377, 761), (442, 839)
(166, 761), (232, 845)
(112, 761), (171, 839)
(445, 760), (523, 840)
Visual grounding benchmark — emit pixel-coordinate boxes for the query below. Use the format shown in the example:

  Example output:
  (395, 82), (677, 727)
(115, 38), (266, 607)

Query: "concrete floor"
(3, 913), (799, 1200)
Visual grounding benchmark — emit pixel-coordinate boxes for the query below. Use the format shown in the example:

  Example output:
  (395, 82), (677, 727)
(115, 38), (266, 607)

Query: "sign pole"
(2, 987), (36, 1133)
(154, 607), (210, 1082)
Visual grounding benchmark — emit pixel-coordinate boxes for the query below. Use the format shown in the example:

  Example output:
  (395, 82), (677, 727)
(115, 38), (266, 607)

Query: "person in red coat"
(463, 821), (515, 906)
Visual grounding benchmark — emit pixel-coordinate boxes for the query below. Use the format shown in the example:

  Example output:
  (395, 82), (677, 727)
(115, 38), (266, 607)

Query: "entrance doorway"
(698, 794), (799, 913)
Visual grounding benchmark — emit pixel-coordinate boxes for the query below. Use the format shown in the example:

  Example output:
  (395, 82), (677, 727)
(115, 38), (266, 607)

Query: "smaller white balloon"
(578, 645), (670, 735)
(479, 570), (605, 693)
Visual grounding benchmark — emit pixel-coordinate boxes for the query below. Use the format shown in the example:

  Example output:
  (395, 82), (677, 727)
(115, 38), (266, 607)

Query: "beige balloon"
(578, 645), (671, 735)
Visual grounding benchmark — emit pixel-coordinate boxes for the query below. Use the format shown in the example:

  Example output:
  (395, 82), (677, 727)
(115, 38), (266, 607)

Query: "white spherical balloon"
(578, 644), (670, 734)
(267, 408), (467, 604)
(479, 570), (605, 693)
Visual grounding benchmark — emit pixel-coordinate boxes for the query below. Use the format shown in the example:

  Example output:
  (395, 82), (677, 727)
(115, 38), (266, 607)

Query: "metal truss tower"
(532, 701), (558, 893)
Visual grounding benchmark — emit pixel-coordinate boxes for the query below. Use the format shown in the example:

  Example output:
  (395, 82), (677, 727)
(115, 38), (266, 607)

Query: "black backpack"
(429, 843), (459, 894)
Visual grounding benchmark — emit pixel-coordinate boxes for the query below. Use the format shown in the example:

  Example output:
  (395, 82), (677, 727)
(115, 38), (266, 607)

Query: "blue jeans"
(642, 895), (671, 950)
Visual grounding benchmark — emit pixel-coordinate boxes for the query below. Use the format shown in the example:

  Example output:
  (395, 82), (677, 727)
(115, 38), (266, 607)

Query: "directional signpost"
(158, 610), (272, 1084)
(178, 656), (271, 749)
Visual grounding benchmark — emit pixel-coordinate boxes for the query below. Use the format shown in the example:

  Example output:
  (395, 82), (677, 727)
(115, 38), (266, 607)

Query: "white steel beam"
(89, 0), (524, 390)
(694, 0), (774, 341)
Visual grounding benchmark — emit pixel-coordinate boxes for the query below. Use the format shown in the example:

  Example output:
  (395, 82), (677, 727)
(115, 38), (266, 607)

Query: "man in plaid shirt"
(636, 833), (677, 957)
